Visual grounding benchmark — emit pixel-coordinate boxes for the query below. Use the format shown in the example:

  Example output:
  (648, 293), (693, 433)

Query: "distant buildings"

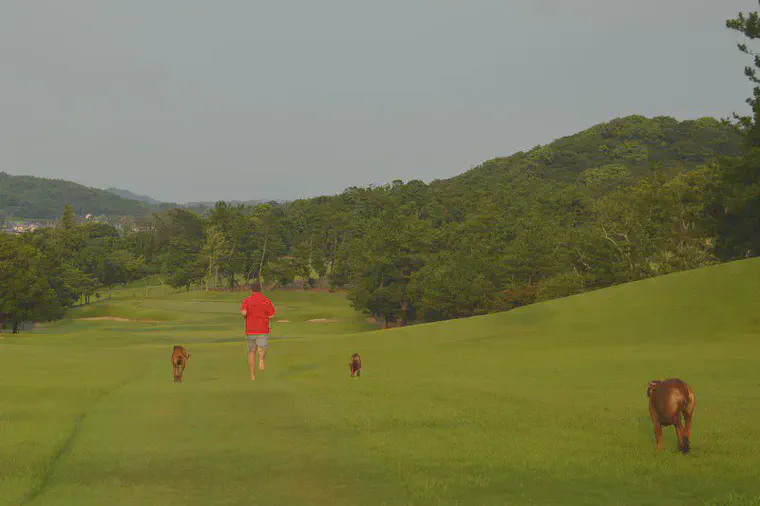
(1, 220), (45, 234)
(81, 214), (111, 225)
(1, 213), (112, 235)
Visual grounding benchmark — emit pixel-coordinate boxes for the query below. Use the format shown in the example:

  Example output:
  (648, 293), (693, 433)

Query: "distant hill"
(0, 115), (741, 221)
(0, 172), (153, 219)
(183, 200), (265, 209)
(444, 115), (743, 189)
(104, 189), (284, 211)
(0, 172), (281, 220)
(185, 199), (269, 208)
(182, 199), (287, 215)
(106, 187), (163, 206)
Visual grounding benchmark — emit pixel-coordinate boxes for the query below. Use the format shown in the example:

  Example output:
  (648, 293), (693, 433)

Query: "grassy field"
(2, 260), (760, 505)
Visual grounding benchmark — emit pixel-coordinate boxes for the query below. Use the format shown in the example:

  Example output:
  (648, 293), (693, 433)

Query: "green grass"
(2, 260), (760, 505)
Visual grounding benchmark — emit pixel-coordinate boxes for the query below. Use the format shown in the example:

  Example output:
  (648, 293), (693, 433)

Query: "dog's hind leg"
(653, 421), (663, 451)
(672, 414), (685, 453)
(676, 414), (690, 454)
(683, 396), (695, 449)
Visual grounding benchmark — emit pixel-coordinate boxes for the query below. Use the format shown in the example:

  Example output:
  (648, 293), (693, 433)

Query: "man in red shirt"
(240, 281), (276, 380)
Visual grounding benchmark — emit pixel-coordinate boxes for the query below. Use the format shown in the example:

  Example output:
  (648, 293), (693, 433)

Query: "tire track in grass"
(20, 371), (145, 505)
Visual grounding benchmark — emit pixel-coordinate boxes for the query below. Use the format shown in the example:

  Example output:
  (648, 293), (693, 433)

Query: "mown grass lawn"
(2, 260), (760, 505)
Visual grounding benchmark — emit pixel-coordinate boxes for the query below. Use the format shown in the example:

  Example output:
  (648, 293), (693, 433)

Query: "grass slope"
(2, 259), (760, 505)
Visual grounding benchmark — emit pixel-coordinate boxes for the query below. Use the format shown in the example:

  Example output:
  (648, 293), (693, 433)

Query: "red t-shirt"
(241, 292), (276, 335)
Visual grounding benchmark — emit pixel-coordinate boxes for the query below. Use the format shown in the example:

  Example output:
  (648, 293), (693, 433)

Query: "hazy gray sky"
(1, 1), (757, 203)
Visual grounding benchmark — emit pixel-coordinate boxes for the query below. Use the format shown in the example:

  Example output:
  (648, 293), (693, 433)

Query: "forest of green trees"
(2, 9), (760, 331)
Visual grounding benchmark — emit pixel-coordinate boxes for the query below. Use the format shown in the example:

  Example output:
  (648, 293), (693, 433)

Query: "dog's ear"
(646, 380), (659, 397)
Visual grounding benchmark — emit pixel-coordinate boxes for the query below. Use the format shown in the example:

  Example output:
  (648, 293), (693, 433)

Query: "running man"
(240, 281), (276, 380)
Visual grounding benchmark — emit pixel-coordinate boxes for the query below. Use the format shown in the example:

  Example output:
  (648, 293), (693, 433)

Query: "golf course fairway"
(2, 258), (760, 505)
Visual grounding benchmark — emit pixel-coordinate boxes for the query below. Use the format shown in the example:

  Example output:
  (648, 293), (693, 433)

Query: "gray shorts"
(246, 334), (269, 354)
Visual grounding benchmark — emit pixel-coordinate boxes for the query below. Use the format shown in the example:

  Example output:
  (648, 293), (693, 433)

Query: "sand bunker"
(76, 316), (164, 323)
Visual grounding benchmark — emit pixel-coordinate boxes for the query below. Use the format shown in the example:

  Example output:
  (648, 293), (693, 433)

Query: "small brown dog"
(349, 353), (361, 378)
(171, 345), (190, 383)
(646, 378), (696, 453)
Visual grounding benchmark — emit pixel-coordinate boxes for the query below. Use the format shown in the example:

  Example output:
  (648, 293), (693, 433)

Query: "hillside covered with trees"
(86, 114), (755, 327)
(0, 172), (164, 220)
(448, 114), (741, 188)
(3, 7), (760, 332)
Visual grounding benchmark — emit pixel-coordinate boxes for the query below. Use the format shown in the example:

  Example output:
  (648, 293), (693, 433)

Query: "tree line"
(3, 7), (760, 331)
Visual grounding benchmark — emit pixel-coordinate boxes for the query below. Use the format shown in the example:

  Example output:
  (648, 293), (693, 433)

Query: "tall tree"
(714, 7), (760, 258)
(0, 235), (63, 332)
(60, 204), (77, 229)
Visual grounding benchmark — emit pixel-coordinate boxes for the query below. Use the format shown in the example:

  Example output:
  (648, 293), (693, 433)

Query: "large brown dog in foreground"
(646, 378), (696, 453)
(349, 353), (361, 378)
(171, 346), (190, 383)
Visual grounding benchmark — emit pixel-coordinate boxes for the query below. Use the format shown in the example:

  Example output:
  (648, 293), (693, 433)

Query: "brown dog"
(349, 353), (361, 378)
(171, 345), (190, 383)
(646, 378), (696, 453)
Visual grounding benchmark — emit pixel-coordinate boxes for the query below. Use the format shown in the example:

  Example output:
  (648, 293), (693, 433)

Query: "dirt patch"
(75, 316), (164, 323)
(275, 319), (291, 323)
(306, 318), (341, 323)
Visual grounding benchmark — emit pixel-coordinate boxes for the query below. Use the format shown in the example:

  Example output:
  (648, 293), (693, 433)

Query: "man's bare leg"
(248, 350), (257, 380)
(258, 347), (266, 370)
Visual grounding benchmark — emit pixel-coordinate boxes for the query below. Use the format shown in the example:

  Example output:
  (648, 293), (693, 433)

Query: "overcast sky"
(0, 1), (757, 203)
